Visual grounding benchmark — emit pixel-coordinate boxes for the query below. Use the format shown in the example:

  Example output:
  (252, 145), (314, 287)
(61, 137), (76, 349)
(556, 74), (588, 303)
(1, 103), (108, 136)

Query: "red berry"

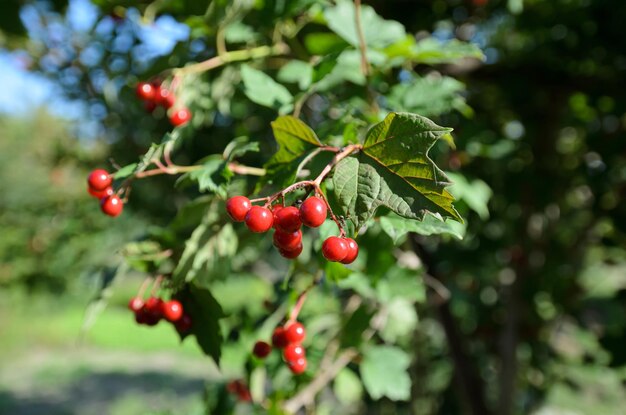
(271, 204), (284, 228)
(136, 305), (160, 326)
(285, 322), (306, 344)
(271, 326), (289, 348)
(128, 297), (144, 312)
(288, 357), (307, 375)
(163, 300), (183, 322)
(169, 108), (191, 127)
(88, 169), (112, 191)
(322, 236), (348, 262)
(144, 297), (164, 317)
(144, 100), (157, 113)
(245, 206), (274, 233)
(100, 194), (124, 217)
(341, 238), (359, 264)
(279, 243), (303, 259)
(226, 196), (252, 222)
(274, 206), (301, 232)
(253, 341), (272, 358)
(156, 86), (175, 108)
(88, 186), (113, 199)
(283, 343), (305, 363)
(273, 229), (302, 251)
(136, 82), (155, 100)
(299, 197), (327, 227)
(175, 314), (193, 333)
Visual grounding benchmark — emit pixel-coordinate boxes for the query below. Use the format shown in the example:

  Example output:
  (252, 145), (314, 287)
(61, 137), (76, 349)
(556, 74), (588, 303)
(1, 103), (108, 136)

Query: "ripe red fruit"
(88, 169), (112, 191)
(226, 196), (251, 222)
(285, 322), (306, 344)
(144, 297), (164, 317)
(274, 206), (301, 232)
(162, 300), (183, 322)
(88, 186), (113, 199)
(253, 341), (272, 358)
(175, 314), (193, 333)
(283, 343), (305, 363)
(273, 229), (302, 251)
(288, 357), (307, 375)
(136, 306), (160, 326)
(245, 206), (274, 233)
(271, 204), (284, 228)
(155, 86), (175, 108)
(322, 236), (348, 262)
(299, 197), (327, 227)
(136, 82), (155, 100)
(279, 244), (303, 259)
(271, 326), (289, 349)
(170, 108), (191, 126)
(341, 238), (359, 264)
(100, 194), (124, 217)
(128, 297), (144, 312)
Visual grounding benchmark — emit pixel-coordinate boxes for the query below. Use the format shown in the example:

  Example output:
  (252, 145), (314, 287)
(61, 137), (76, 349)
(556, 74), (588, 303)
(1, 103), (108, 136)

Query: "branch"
(354, 0), (369, 77)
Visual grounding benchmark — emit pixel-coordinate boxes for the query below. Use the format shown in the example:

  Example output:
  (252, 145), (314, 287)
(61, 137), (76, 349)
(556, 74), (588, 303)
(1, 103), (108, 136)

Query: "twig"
(354, 0), (369, 77)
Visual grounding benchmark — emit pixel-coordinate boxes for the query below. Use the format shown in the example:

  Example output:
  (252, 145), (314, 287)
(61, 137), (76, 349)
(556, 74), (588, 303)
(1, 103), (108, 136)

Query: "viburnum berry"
(253, 341), (272, 358)
(285, 322), (306, 344)
(169, 108), (191, 127)
(144, 297), (164, 318)
(136, 82), (155, 101)
(341, 238), (359, 264)
(271, 326), (289, 348)
(274, 206), (301, 232)
(175, 314), (193, 333)
(155, 86), (175, 108)
(271, 203), (284, 228)
(245, 206), (274, 233)
(299, 196), (327, 228)
(100, 194), (124, 217)
(226, 196), (251, 222)
(88, 169), (112, 191)
(273, 229), (302, 251)
(322, 236), (348, 262)
(288, 357), (307, 375)
(136, 306), (160, 326)
(162, 300), (183, 322)
(128, 297), (144, 312)
(279, 244), (303, 259)
(283, 344), (305, 363)
(88, 186), (113, 199)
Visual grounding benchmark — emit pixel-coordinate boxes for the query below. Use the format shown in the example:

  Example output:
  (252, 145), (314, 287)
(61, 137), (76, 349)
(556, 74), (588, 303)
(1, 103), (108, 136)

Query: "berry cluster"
(128, 296), (192, 334)
(253, 322), (308, 375)
(87, 169), (123, 217)
(136, 81), (192, 127)
(226, 195), (358, 263)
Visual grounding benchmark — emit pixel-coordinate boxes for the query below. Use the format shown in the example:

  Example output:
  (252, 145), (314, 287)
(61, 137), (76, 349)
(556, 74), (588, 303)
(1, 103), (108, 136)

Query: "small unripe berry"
(271, 326), (289, 349)
(283, 343), (305, 363)
(88, 169), (112, 191)
(170, 108), (191, 126)
(136, 82), (155, 101)
(288, 357), (307, 375)
(226, 196), (252, 222)
(88, 186), (113, 199)
(322, 236), (348, 262)
(245, 206), (274, 233)
(273, 229), (302, 251)
(100, 194), (124, 217)
(299, 197), (327, 227)
(253, 341), (272, 358)
(341, 238), (359, 264)
(285, 322), (306, 344)
(274, 206), (301, 232)
(163, 300), (184, 322)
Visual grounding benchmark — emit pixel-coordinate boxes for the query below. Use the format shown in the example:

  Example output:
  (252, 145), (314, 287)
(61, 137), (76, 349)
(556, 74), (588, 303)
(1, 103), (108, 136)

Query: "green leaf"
(185, 156), (231, 197)
(324, 1), (406, 49)
(446, 172), (492, 220)
(304, 33), (348, 55)
(277, 60), (313, 90)
(223, 136), (260, 161)
(112, 163), (138, 180)
(334, 369), (363, 405)
(184, 283), (224, 364)
(241, 65), (293, 112)
(387, 75), (467, 117)
(332, 112), (461, 230)
(258, 115), (322, 190)
(379, 298), (419, 343)
(411, 38), (485, 65)
(361, 345), (411, 401)
(379, 212), (466, 243)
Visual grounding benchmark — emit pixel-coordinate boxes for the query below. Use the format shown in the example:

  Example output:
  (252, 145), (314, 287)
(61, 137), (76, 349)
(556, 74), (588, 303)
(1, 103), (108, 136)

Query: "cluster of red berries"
(87, 169), (123, 217)
(136, 81), (192, 127)
(226, 195), (358, 263)
(128, 296), (192, 334)
(252, 322), (308, 375)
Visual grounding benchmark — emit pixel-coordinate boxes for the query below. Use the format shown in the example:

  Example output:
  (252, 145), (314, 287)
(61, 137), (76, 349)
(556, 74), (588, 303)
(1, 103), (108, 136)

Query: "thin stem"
(216, 26), (227, 57)
(136, 277), (153, 299)
(354, 0), (369, 78)
(228, 162), (266, 176)
(150, 275), (164, 297)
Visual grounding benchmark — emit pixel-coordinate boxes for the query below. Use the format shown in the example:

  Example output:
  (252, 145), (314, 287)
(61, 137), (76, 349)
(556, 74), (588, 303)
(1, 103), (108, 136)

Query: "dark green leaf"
(185, 283), (225, 364)
(112, 163), (138, 180)
(361, 345), (411, 401)
(379, 213), (466, 243)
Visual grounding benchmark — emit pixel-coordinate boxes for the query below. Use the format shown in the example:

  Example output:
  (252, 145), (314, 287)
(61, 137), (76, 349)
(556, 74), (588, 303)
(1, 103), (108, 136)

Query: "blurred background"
(0, 0), (625, 414)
